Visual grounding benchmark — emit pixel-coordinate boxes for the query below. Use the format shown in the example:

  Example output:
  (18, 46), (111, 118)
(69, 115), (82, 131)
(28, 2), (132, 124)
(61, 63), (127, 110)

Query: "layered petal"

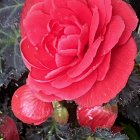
(98, 15), (125, 55)
(67, 0), (92, 25)
(97, 52), (111, 81)
(23, 10), (50, 45)
(88, 0), (112, 33)
(112, 0), (138, 44)
(34, 91), (62, 102)
(89, 6), (99, 46)
(68, 37), (102, 78)
(75, 38), (137, 107)
(20, 38), (47, 70)
(27, 70), (97, 100)
(20, 0), (44, 37)
(30, 67), (50, 82)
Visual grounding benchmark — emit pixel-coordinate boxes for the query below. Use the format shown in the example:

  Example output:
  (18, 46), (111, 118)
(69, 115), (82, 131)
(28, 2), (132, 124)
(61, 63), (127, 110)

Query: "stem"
(44, 120), (57, 140)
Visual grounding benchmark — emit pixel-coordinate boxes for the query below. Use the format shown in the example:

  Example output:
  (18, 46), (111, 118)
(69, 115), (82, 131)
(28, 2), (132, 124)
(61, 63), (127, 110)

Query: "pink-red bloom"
(12, 0), (138, 124)
(12, 85), (53, 125)
(0, 115), (20, 140)
(77, 104), (118, 131)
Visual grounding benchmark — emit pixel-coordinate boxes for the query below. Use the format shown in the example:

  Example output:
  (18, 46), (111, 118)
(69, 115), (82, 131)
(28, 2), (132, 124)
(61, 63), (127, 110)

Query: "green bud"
(52, 101), (69, 125)
(86, 136), (94, 140)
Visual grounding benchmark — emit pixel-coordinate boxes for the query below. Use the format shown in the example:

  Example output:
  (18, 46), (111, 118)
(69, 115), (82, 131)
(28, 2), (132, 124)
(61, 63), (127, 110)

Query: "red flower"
(0, 115), (20, 140)
(12, 0), (138, 124)
(77, 104), (118, 131)
(12, 85), (53, 125)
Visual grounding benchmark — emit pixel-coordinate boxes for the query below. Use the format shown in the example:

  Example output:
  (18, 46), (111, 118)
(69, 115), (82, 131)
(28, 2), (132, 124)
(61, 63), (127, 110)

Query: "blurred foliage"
(0, 0), (26, 87)
(94, 129), (129, 140)
(138, 25), (140, 35)
(23, 118), (129, 140)
(123, 124), (140, 140)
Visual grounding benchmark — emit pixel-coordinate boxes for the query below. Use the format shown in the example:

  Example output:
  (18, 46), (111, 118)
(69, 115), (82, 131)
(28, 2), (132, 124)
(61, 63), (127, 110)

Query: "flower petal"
(27, 2), (44, 16)
(34, 91), (62, 102)
(50, 7), (75, 23)
(43, 0), (54, 14)
(27, 70), (97, 100)
(67, 0), (92, 25)
(75, 37), (137, 107)
(20, 0), (44, 37)
(88, 0), (112, 32)
(45, 59), (78, 80)
(97, 52), (111, 81)
(98, 15), (125, 55)
(12, 85), (53, 125)
(51, 56), (104, 89)
(104, 0), (112, 26)
(89, 6), (99, 46)
(58, 35), (79, 50)
(20, 38), (47, 70)
(0, 115), (20, 140)
(30, 67), (50, 82)
(35, 45), (56, 69)
(112, 0), (138, 45)
(23, 10), (50, 45)
(64, 25), (80, 35)
(88, 0), (106, 33)
(21, 0), (44, 17)
(68, 37), (102, 78)
(77, 104), (117, 131)
(55, 53), (75, 67)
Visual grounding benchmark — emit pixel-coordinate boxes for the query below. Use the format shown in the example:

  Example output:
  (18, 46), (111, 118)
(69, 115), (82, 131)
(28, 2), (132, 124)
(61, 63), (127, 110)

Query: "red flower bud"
(0, 115), (20, 140)
(77, 104), (118, 132)
(12, 85), (53, 125)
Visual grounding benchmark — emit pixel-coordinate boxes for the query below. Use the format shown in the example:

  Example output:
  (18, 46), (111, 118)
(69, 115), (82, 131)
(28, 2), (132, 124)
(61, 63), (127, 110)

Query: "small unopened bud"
(52, 101), (69, 125)
(86, 136), (94, 140)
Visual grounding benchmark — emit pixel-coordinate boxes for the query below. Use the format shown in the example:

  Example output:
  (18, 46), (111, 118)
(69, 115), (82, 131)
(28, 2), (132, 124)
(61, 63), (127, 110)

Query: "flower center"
(42, 19), (82, 67)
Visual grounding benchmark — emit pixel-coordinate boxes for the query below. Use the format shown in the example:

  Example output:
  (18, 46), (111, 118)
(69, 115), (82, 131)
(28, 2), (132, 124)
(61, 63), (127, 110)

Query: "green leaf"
(138, 24), (140, 35)
(0, 0), (26, 87)
(133, 32), (140, 65)
(123, 124), (140, 140)
(94, 129), (129, 140)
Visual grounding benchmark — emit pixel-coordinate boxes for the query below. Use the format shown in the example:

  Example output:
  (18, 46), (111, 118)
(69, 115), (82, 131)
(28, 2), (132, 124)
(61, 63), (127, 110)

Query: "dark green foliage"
(0, 0), (26, 87)
(27, 120), (129, 140)
(94, 129), (129, 140)
(55, 125), (91, 140)
(117, 70), (140, 106)
(123, 124), (140, 140)
(114, 32), (140, 125)
(129, 0), (140, 20)
(134, 32), (140, 64)
(120, 94), (140, 125)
